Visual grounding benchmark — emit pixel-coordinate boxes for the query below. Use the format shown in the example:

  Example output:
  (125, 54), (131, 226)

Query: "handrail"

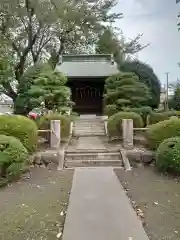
(37, 129), (52, 132)
(133, 128), (149, 131)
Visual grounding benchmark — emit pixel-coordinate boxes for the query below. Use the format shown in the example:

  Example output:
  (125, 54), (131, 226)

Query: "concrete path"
(76, 136), (106, 150)
(63, 167), (149, 240)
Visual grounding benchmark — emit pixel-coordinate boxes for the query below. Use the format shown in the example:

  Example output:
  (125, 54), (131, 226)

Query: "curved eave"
(56, 61), (119, 78)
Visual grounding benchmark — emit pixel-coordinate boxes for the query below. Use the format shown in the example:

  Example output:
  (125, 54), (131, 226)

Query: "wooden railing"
(37, 120), (60, 149)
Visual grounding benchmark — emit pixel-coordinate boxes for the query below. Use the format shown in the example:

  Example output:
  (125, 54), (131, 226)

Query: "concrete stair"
(64, 150), (123, 168)
(65, 116), (122, 168)
(73, 117), (105, 136)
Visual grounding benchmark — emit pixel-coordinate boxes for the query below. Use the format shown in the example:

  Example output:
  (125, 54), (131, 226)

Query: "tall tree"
(27, 64), (72, 112)
(0, 0), (121, 102)
(168, 81), (180, 110)
(120, 60), (161, 108)
(14, 63), (51, 114)
(95, 27), (149, 64)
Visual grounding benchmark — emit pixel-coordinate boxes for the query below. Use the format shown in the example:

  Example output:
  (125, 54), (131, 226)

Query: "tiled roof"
(56, 54), (119, 78)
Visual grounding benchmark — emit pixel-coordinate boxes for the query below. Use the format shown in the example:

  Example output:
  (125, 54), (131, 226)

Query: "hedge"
(156, 137), (180, 173)
(147, 111), (176, 125)
(0, 135), (28, 181)
(146, 118), (180, 150)
(0, 115), (38, 152)
(38, 114), (71, 141)
(107, 111), (143, 137)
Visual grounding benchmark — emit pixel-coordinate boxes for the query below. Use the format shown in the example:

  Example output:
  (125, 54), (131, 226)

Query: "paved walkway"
(63, 167), (149, 240)
(67, 136), (107, 152)
(76, 136), (106, 150)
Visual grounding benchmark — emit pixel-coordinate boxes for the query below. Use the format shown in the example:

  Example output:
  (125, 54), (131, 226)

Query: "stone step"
(75, 121), (104, 123)
(75, 129), (104, 132)
(79, 115), (105, 119)
(75, 124), (104, 126)
(74, 125), (105, 128)
(75, 125), (104, 128)
(75, 119), (104, 122)
(75, 125), (105, 129)
(74, 126), (105, 130)
(76, 118), (104, 121)
(74, 121), (104, 125)
(65, 159), (123, 168)
(74, 130), (105, 133)
(74, 118), (105, 137)
(75, 123), (104, 126)
(74, 126), (105, 129)
(66, 149), (111, 153)
(65, 152), (121, 161)
(73, 133), (105, 137)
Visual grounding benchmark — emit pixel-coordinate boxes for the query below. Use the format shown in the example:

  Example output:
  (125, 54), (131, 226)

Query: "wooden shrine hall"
(56, 54), (119, 115)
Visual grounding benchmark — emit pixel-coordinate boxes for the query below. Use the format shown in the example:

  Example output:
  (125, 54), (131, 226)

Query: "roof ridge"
(62, 54), (113, 62)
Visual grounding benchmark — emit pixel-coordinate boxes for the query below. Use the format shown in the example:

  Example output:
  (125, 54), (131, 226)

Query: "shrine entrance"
(68, 78), (104, 115)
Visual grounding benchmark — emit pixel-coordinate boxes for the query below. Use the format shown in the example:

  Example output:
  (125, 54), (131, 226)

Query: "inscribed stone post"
(50, 120), (61, 149)
(122, 119), (133, 149)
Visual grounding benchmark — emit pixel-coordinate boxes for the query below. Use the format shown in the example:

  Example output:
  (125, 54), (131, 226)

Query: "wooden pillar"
(50, 120), (61, 149)
(122, 119), (133, 149)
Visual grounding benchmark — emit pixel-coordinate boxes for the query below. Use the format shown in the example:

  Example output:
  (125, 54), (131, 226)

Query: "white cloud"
(115, 0), (180, 84)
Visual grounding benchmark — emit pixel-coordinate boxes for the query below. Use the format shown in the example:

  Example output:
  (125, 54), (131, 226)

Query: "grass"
(0, 167), (73, 240)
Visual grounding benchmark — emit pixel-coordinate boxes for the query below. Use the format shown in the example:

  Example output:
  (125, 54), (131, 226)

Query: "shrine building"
(56, 54), (119, 115)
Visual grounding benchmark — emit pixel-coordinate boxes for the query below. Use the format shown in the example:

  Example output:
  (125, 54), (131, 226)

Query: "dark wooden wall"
(67, 78), (105, 114)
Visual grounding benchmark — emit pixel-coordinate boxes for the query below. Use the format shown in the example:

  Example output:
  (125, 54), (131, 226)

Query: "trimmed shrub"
(156, 137), (180, 173)
(123, 106), (152, 126)
(146, 118), (180, 150)
(70, 112), (79, 121)
(0, 135), (28, 181)
(38, 114), (71, 141)
(104, 104), (118, 117)
(0, 115), (38, 152)
(170, 116), (179, 120)
(107, 111), (143, 137)
(7, 162), (29, 181)
(175, 111), (180, 118)
(147, 111), (176, 125)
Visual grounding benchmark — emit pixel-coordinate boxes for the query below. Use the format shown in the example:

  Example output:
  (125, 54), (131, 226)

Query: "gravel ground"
(0, 166), (73, 240)
(114, 166), (180, 240)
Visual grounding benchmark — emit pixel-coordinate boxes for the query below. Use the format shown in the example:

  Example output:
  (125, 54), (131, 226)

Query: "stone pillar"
(104, 119), (108, 136)
(57, 150), (65, 170)
(122, 119), (133, 149)
(50, 120), (61, 149)
(70, 121), (74, 136)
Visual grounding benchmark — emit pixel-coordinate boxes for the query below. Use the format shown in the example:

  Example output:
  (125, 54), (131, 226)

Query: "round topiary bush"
(146, 118), (180, 150)
(0, 115), (38, 153)
(38, 114), (71, 141)
(147, 111), (176, 125)
(107, 111), (143, 137)
(0, 135), (28, 181)
(123, 106), (152, 126)
(104, 104), (118, 117)
(156, 137), (180, 173)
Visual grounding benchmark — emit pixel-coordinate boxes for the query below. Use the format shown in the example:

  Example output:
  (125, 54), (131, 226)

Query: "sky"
(115, 0), (180, 85)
